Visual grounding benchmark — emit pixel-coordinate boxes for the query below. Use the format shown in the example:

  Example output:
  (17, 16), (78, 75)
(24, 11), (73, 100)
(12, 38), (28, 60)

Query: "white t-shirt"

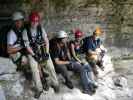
(7, 30), (17, 46)
(7, 29), (30, 48)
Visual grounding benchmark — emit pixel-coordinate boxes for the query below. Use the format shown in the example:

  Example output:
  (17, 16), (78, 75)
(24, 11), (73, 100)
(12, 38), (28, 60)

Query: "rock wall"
(1, 0), (133, 48)
(20, 0), (133, 48)
(1, 0), (133, 57)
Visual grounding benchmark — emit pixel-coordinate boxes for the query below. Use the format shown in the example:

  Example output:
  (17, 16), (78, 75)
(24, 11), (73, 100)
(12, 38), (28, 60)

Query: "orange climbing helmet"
(94, 27), (103, 36)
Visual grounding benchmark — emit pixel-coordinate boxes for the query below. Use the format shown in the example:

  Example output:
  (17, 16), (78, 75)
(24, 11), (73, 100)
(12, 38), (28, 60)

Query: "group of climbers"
(7, 11), (59, 98)
(3, 11), (107, 98)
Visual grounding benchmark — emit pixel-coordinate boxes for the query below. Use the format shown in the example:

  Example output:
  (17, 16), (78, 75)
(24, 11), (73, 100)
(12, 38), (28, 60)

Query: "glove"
(81, 62), (85, 65)
(19, 48), (28, 55)
(68, 61), (74, 70)
(69, 60), (74, 65)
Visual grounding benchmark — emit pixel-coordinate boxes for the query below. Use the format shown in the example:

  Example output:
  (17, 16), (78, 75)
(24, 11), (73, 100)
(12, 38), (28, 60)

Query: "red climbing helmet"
(74, 29), (83, 38)
(29, 11), (40, 22)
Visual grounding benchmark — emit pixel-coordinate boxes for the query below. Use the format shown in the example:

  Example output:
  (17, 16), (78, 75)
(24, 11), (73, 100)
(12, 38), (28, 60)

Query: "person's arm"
(95, 39), (107, 54)
(67, 48), (72, 61)
(54, 58), (70, 65)
(45, 35), (49, 53)
(52, 46), (70, 65)
(7, 45), (22, 54)
(70, 43), (82, 63)
(100, 44), (107, 52)
(88, 49), (97, 55)
(22, 29), (35, 56)
(7, 30), (22, 54)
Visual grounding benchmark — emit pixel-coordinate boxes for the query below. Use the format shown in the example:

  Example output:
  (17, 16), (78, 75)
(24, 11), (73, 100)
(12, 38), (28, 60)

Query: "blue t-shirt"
(83, 36), (101, 52)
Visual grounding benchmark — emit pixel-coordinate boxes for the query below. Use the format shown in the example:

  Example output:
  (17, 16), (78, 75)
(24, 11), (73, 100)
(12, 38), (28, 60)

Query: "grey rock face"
(0, 58), (16, 75)
(0, 85), (6, 100)
(0, 55), (132, 100)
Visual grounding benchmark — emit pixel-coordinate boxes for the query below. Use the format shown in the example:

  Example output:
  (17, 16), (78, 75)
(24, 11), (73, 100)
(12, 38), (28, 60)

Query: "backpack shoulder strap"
(12, 26), (24, 46)
(25, 24), (34, 44)
(37, 25), (43, 40)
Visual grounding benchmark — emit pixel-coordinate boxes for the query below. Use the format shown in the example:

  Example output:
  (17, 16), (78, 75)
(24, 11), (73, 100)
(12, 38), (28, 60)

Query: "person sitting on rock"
(23, 11), (60, 94)
(50, 30), (75, 89)
(69, 29), (98, 94)
(50, 30), (95, 93)
(82, 27), (106, 77)
(7, 11), (43, 98)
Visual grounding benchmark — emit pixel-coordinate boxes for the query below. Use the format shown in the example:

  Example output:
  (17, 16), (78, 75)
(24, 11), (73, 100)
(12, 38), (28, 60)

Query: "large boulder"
(0, 85), (6, 100)
(0, 55), (132, 100)
(0, 58), (16, 75)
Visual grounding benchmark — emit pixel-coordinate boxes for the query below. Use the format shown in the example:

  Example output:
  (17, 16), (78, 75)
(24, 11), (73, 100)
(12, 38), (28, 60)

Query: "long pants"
(55, 61), (82, 82)
(10, 52), (43, 92)
(89, 59), (103, 75)
(81, 64), (95, 90)
(76, 55), (96, 90)
(41, 56), (59, 87)
(55, 61), (94, 90)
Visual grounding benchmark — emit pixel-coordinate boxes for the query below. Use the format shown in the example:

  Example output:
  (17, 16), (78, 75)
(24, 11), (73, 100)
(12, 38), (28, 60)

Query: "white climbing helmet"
(56, 30), (68, 38)
(12, 12), (24, 21)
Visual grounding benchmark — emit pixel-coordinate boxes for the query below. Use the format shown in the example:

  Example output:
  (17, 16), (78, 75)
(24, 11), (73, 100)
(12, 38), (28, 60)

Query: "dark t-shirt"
(50, 39), (69, 62)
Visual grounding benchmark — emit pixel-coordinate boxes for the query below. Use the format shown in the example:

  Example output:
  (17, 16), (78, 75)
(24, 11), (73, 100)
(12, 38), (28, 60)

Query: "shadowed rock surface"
(0, 54), (132, 100)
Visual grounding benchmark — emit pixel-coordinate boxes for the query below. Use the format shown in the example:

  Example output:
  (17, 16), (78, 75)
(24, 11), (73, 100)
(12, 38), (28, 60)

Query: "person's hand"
(26, 47), (35, 56)
(76, 61), (83, 65)
(100, 45), (107, 53)
(96, 48), (102, 54)
(81, 62), (85, 65)
(69, 61), (73, 65)
(17, 47), (22, 52)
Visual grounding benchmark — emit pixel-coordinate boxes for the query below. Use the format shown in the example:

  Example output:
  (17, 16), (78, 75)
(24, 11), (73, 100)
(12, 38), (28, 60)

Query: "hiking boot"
(83, 88), (95, 95)
(99, 65), (104, 71)
(41, 78), (49, 91)
(43, 82), (49, 91)
(88, 84), (96, 95)
(100, 66), (104, 71)
(51, 85), (60, 93)
(34, 90), (43, 99)
(83, 89), (90, 94)
(93, 68), (98, 77)
(65, 81), (74, 89)
(92, 83), (98, 89)
(97, 61), (104, 71)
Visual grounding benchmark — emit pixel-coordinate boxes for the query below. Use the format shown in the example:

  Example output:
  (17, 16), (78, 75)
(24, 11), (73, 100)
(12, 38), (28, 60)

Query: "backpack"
(0, 25), (12, 57)
(0, 25), (25, 58)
